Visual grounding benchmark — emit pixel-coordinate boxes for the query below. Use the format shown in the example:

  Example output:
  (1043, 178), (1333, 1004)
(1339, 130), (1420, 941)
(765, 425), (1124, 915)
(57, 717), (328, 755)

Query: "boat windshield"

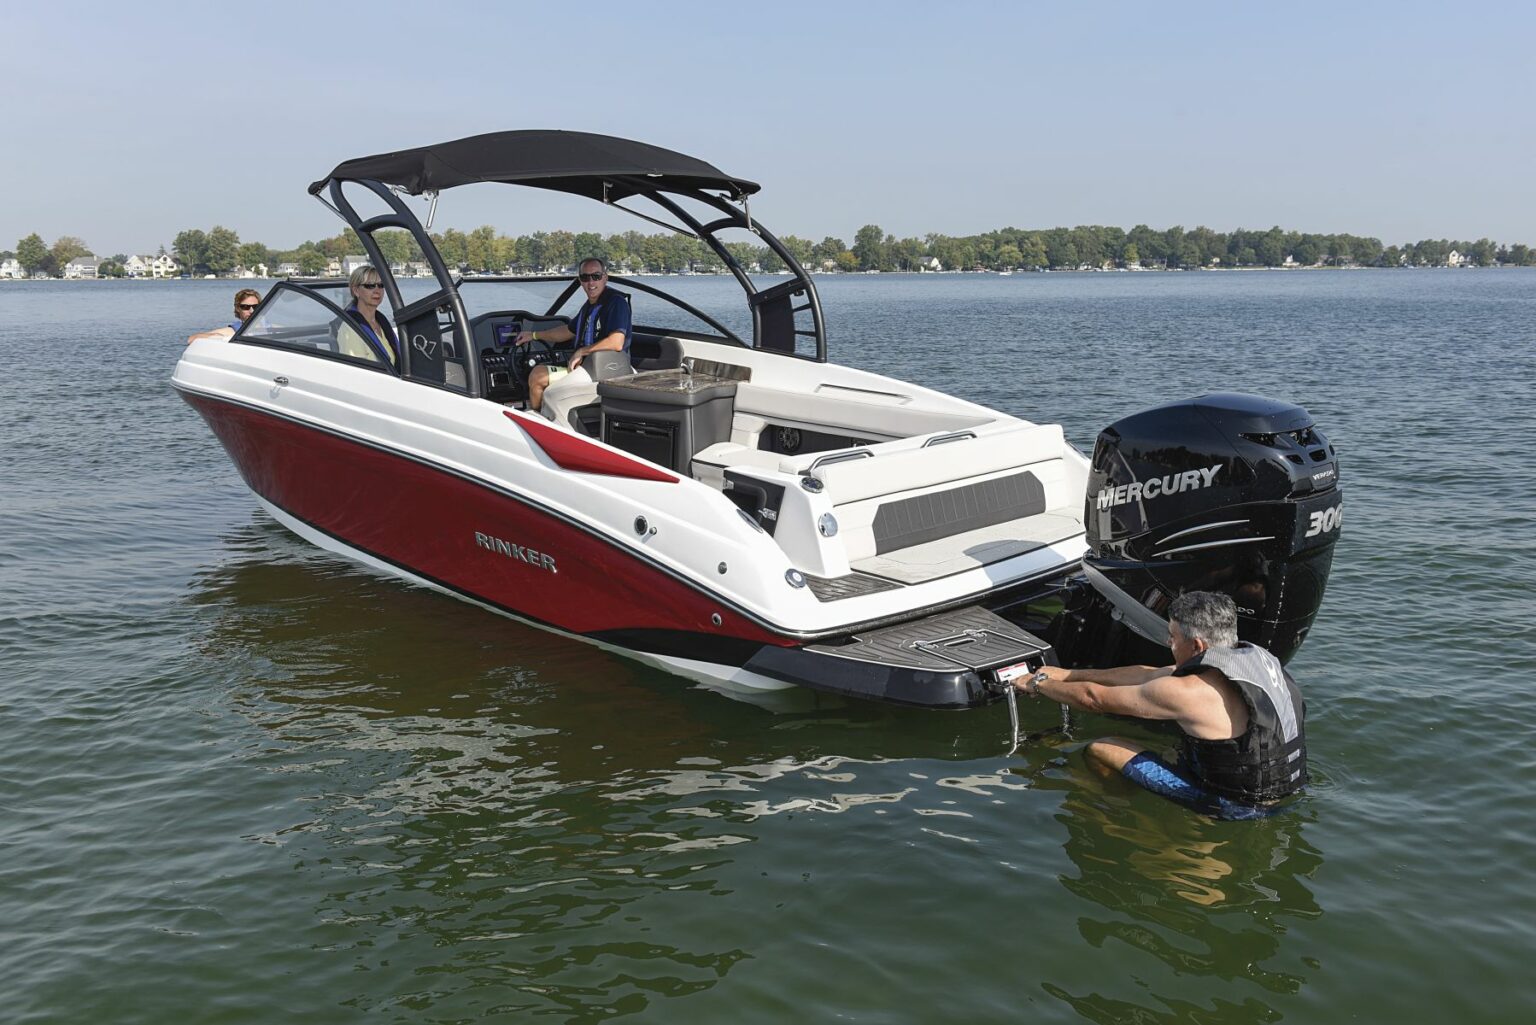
(275, 273), (751, 346)
(457, 275), (747, 344)
(454, 277), (573, 318)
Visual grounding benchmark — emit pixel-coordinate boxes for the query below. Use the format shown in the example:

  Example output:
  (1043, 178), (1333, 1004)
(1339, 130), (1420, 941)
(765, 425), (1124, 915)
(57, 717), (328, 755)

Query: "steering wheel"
(518, 335), (555, 360)
(517, 335), (558, 381)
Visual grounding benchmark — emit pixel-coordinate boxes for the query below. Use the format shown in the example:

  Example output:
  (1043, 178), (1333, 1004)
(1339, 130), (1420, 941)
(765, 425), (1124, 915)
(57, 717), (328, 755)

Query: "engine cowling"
(1075, 392), (1341, 665)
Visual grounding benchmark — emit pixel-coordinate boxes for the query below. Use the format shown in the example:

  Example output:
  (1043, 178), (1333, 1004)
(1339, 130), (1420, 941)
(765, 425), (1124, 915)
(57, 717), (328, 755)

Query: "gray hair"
(1169, 591), (1239, 649)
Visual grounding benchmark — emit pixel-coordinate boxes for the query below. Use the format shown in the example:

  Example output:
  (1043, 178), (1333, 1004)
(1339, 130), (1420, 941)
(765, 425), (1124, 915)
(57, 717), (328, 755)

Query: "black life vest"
(1175, 642), (1308, 803)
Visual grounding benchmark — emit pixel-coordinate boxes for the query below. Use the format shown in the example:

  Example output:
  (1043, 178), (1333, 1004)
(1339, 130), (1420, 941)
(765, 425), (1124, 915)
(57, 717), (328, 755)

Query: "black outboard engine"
(1058, 392), (1341, 668)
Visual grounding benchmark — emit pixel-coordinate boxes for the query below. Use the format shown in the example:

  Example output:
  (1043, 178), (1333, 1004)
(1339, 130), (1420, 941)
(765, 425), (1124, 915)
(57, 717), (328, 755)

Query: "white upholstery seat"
(808, 424), (1065, 506)
(540, 368), (599, 428)
(691, 441), (785, 489)
(732, 383), (991, 440)
(833, 455), (1077, 563)
(691, 422), (1082, 579)
(691, 423), (1066, 501)
(542, 353), (638, 430)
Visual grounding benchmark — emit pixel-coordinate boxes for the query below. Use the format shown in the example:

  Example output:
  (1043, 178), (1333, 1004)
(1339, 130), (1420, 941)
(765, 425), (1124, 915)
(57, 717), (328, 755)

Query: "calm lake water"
(2, 271), (1533, 1024)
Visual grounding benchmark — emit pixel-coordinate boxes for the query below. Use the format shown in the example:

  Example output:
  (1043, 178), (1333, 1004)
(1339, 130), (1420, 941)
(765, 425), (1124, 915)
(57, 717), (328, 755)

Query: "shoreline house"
(64, 257), (102, 279)
(1, 257), (25, 279)
(124, 253), (179, 278)
(276, 261), (301, 277)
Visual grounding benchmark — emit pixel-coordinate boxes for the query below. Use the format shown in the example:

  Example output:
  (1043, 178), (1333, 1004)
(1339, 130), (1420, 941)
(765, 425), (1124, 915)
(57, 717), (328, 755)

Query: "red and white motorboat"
(174, 131), (1343, 706)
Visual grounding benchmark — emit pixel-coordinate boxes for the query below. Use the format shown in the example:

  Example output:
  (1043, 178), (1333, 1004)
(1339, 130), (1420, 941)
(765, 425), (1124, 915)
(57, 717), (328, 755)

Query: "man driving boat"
(515, 257), (631, 413)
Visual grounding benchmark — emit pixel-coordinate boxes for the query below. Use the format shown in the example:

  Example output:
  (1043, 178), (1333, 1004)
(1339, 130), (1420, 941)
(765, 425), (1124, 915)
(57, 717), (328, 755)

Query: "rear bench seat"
(731, 382), (991, 442)
(693, 422), (1083, 583)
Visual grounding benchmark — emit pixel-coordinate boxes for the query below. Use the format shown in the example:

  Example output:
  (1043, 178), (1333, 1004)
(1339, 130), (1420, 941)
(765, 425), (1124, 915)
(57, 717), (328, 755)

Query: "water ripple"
(4, 273), (1536, 1024)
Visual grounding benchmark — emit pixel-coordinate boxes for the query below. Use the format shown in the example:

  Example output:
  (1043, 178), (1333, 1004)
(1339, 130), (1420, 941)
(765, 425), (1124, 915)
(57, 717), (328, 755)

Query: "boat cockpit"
(236, 274), (1085, 594)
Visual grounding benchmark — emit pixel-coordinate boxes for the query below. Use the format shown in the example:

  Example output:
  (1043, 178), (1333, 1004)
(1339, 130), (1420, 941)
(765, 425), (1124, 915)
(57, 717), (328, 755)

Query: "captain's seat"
(542, 335), (686, 430)
(542, 350), (635, 427)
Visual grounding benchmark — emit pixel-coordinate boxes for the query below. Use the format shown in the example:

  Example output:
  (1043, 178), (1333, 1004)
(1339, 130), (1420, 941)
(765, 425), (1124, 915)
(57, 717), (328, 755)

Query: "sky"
(3, 1), (1534, 257)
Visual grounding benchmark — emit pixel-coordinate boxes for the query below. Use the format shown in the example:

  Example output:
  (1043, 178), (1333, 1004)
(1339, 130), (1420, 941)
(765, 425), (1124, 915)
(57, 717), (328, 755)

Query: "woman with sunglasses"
(337, 265), (399, 365)
(186, 288), (262, 344)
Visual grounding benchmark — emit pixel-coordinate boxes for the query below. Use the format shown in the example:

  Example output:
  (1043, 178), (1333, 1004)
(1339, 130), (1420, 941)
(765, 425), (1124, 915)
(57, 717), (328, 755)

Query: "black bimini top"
(308, 130), (759, 202)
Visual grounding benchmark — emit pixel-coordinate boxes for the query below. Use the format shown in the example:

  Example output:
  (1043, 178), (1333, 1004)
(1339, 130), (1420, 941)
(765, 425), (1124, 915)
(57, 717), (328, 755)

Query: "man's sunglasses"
(578, 272), (605, 282)
(236, 302), (260, 311)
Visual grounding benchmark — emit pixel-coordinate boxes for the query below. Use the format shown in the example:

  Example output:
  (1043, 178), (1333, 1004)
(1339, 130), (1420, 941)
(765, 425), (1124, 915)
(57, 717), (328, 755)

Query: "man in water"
(187, 288), (261, 344)
(515, 257), (631, 412)
(1017, 591), (1307, 819)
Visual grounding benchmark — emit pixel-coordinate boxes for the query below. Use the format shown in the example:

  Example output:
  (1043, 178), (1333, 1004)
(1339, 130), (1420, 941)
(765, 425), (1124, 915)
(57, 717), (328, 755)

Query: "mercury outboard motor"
(1058, 392), (1341, 668)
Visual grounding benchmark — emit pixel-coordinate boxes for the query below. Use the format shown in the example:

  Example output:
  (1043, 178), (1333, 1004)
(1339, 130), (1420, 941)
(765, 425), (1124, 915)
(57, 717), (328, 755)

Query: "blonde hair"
(348, 264), (382, 289)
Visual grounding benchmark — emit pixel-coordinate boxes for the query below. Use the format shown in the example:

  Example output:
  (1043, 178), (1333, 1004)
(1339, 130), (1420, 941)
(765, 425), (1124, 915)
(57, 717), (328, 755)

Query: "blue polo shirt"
(571, 288), (632, 351)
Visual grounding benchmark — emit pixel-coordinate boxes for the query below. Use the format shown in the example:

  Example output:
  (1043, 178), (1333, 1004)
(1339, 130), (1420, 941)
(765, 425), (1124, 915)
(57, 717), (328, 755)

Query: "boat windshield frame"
(304, 132), (828, 400)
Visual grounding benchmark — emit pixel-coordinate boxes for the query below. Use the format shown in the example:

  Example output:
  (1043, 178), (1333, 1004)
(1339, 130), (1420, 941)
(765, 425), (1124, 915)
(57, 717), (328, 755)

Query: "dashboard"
(471, 310), (573, 403)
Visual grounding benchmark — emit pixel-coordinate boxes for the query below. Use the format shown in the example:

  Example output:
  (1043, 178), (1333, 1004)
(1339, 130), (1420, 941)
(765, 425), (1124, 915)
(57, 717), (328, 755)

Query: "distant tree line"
(840, 224), (1532, 271)
(10, 223), (1536, 277)
(8, 233), (104, 276)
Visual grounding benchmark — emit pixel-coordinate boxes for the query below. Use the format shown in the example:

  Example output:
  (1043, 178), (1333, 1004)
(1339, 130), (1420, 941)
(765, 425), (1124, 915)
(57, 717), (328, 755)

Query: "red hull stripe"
(504, 410), (677, 482)
(181, 390), (791, 647)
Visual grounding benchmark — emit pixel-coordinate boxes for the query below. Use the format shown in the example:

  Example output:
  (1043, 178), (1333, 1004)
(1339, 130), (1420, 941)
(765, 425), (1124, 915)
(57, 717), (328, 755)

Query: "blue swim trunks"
(1121, 752), (1284, 821)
